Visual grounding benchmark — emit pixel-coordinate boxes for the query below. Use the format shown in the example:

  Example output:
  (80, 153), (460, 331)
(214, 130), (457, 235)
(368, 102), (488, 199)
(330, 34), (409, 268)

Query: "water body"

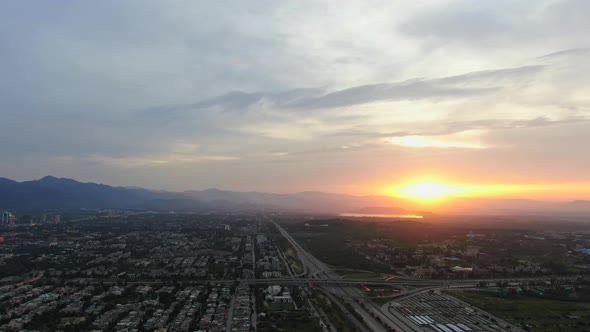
(340, 213), (423, 219)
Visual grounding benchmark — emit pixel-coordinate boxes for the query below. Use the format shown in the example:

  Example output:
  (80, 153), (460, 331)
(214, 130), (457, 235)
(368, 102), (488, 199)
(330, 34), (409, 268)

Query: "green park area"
(450, 291), (590, 332)
(257, 310), (322, 332)
(274, 236), (304, 274)
(310, 290), (360, 332)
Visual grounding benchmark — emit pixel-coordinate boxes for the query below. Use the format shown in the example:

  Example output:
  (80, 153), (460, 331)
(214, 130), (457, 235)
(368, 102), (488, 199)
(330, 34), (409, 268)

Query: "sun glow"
(382, 179), (590, 202)
(392, 179), (529, 201)
(397, 181), (467, 200)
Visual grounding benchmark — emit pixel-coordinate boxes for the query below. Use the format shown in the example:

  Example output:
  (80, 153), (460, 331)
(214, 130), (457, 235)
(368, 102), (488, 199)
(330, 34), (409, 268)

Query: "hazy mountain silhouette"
(0, 176), (164, 210)
(1, 176), (589, 216)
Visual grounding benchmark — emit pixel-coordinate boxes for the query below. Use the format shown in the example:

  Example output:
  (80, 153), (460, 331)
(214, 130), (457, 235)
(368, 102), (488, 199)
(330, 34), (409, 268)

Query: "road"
(61, 275), (580, 289)
(274, 225), (332, 332)
(274, 222), (420, 332)
(243, 276), (580, 287)
(270, 223), (580, 332)
(225, 291), (236, 332)
(317, 287), (371, 332)
(380, 288), (525, 332)
(249, 237), (257, 331)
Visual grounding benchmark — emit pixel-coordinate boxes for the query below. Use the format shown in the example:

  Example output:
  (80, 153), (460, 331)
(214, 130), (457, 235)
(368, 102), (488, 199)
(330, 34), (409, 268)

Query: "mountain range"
(1, 176), (589, 217)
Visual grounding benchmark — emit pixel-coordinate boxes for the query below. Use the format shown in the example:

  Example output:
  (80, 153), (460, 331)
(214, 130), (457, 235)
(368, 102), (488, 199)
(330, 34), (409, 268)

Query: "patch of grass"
(274, 236), (304, 274)
(286, 252), (304, 274)
(267, 302), (295, 311)
(257, 310), (322, 332)
(450, 291), (590, 332)
(298, 235), (392, 273)
(310, 290), (357, 332)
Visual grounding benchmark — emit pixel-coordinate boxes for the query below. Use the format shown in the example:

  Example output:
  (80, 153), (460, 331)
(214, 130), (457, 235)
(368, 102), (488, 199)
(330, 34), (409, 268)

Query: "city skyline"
(1, 1), (589, 200)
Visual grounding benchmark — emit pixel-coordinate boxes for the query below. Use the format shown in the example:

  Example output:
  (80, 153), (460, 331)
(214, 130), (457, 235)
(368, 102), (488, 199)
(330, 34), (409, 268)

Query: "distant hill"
(0, 176), (589, 217)
(571, 200), (590, 208)
(0, 176), (179, 210)
(0, 176), (408, 213)
(183, 189), (401, 213)
(0, 176), (401, 213)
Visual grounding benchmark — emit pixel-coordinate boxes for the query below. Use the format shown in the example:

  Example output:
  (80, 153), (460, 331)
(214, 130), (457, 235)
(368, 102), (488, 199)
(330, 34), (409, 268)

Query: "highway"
(272, 223), (582, 332)
(243, 276), (580, 287)
(245, 278), (447, 286)
(274, 222), (422, 332)
(274, 225), (334, 332)
(63, 275), (579, 288)
(60, 224), (581, 332)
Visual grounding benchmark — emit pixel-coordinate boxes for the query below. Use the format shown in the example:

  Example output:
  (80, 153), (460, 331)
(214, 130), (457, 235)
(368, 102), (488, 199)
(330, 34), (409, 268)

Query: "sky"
(1, 0), (589, 199)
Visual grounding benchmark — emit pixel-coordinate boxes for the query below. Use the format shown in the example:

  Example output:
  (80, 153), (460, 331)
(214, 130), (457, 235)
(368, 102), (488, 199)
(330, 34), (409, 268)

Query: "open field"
(450, 290), (590, 332)
(257, 310), (322, 332)
(310, 289), (359, 332)
(274, 234), (305, 274)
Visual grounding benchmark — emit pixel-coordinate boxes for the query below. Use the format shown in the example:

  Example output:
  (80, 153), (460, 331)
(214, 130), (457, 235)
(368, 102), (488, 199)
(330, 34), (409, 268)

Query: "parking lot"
(389, 291), (524, 332)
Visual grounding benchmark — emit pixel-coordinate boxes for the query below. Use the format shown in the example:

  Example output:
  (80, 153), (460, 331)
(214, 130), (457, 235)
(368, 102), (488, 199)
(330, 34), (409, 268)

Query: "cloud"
(293, 65), (545, 109)
(82, 154), (240, 168)
(140, 65), (543, 117)
(289, 81), (496, 110)
(387, 130), (489, 149)
(436, 65), (544, 86)
(0, 1), (589, 193)
(398, 0), (590, 50)
(410, 116), (590, 137)
(140, 88), (325, 116)
(540, 48), (590, 59)
(323, 116), (590, 145)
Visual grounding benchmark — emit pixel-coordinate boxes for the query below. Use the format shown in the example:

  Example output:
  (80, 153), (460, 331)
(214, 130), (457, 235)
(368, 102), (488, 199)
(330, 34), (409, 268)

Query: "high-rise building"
(54, 215), (61, 223)
(1, 211), (15, 226)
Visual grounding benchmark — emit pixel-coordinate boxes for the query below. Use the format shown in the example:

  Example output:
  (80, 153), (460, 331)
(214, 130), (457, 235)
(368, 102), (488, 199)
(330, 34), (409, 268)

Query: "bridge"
(268, 222), (584, 332)
(240, 275), (581, 287)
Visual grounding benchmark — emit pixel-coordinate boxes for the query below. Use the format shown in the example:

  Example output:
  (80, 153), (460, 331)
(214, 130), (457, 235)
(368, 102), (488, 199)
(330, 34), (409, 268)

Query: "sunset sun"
(392, 180), (558, 201)
(397, 181), (465, 200)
